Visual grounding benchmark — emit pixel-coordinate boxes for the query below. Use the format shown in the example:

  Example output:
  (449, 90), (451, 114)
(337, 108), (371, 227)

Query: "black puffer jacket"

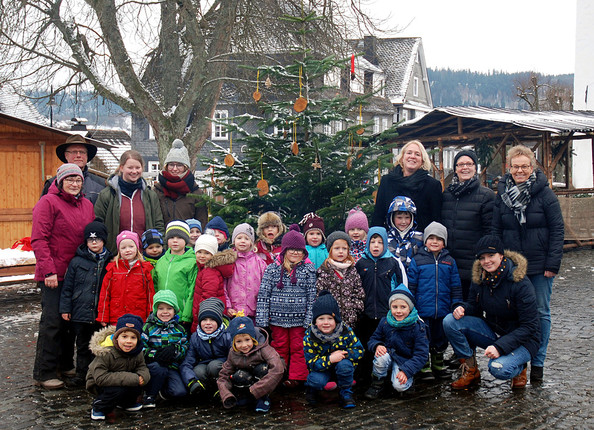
(493, 170), (564, 275)
(441, 179), (495, 281)
(59, 244), (112, 323)
(464, 251), (540, 358)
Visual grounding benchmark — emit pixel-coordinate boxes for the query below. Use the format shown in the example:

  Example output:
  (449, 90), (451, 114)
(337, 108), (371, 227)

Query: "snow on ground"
(0, 248), (35, 267)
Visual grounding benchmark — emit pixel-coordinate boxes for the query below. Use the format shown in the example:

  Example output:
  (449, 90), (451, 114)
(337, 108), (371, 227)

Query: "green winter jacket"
(153, 247), (198, 323)
(94, 175), (165, 254)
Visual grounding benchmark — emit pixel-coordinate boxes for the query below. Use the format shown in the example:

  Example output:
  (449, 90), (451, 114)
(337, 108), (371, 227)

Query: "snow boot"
(431, 351), (452, 379)
(530, 365), (544, 383)
(364, 375), (385, 400)
(419, 359), (436, 381)
(451, 355), (480, 390)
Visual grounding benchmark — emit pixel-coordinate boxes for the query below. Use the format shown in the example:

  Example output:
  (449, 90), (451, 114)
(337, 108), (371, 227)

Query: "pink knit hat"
(116, 230), (141, 251)
(344, 207), (369, 233)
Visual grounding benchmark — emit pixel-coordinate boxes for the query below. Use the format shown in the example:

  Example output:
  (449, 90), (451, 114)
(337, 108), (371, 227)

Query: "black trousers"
(72, 321), (101, 377)
(93, 386), (142, 413)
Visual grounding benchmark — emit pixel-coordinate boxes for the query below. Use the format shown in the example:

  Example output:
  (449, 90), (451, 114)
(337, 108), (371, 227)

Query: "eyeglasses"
(167, 162), (186, 170)
(510, 164), (532, 172)
(65, 150), (87, 156)
(287, 249), (304, 254)
(63, 178), (83, 185)
(456, 162), (475, 168)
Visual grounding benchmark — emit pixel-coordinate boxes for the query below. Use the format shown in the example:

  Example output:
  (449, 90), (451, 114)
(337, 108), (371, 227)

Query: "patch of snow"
(0, 249), (36, 267)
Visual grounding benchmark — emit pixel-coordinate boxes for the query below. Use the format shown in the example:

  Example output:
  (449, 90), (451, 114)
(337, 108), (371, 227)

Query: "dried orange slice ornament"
(372, 190), (378, 203)
(291, 142), (299, 155)
(294, 96), (307, 112)
(356, 127), (364, 135)
(224, 153), (235, 167)
(346, 157), (352, 170)
(253, 91), (262, 102)
(257, 179), (269, 196)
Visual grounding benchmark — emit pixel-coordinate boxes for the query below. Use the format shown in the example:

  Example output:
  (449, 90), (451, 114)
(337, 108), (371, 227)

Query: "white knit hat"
(194, 234), (218, 256)
(164, 139), (191, 169)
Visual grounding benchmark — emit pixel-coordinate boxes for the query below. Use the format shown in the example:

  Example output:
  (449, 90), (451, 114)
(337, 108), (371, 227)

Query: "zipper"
(434, 253), (439, 319)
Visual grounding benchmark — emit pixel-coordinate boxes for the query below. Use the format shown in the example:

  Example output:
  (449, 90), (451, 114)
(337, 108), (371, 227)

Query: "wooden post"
(438, 138), (444, 190)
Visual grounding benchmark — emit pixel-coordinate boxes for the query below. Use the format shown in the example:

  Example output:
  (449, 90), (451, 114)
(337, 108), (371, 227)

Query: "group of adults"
(372, 139), (564, 387)
(32, 135), (207, 389)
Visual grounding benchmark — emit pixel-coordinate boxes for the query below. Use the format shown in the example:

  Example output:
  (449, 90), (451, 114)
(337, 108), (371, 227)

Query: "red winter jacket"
(32, 182), (95, 281)
(191, 249), (236, 332)
(97, 259), (155, 325)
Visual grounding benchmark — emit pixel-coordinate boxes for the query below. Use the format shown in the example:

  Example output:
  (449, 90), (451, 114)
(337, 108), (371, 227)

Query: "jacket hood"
(89, 325), (116, 356)
(238, 326), (270, 357)
(364, 226), (393, 260)
(205, 248), (237, 269)
(471, 250), (528, 284)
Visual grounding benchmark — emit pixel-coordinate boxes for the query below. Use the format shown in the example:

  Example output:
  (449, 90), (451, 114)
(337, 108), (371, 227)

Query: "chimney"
(70, 117), (88, 131)
(363, 36), (378, 65)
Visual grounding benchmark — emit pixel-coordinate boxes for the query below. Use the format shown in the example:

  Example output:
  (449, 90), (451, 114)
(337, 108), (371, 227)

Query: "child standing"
(386, 196), (424, 269)
(303, 291), (364, 408)
(191, 234), (236, 332)
(185, 218), (202, 248)
(316, 231), (364, 329)
(97, 231), (155, 325)
(364, 284), (429, 398)
(256, 224), (317, 387)
(345, 207), (369, 263)
(87, 314), (150, 420)
(180, 298), (231, 397)
(299, 212), (328, 269)
(218, 316), (285, 413)
(141, 229), (165, 268)
(153, 221), (198, 328)
(408, 221), (462, 380)
(255, 211), (287, 265)
(205, 216), (230, 251)
(141, 290), (188, 407)
(226, 223), (267, 319)
(60, 220), (113, 386)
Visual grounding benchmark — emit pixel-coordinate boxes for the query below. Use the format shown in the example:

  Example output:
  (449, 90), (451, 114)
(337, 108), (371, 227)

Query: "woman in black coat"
(371, 140), (442, 231)
(441, 150), (495, 300)
(492, 145), (564, 383)
(443, 235), (540, 390)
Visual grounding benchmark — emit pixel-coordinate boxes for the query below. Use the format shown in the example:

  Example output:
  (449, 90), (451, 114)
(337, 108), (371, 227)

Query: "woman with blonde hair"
(372, 140), (442, 231)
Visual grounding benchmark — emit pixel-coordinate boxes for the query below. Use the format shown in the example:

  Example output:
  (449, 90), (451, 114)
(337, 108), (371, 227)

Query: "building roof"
(0, 85), (50, 126)
(86, 128), (131, 174)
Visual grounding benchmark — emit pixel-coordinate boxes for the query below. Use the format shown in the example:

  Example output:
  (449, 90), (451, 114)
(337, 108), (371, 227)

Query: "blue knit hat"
(185, 218), (202, 232)
(205, 216), (229, 239)
(312, 290), (342, 324)
(114, 313), (144, 339)
(141, 229), (164, 249)
(228, 316), (257, 341)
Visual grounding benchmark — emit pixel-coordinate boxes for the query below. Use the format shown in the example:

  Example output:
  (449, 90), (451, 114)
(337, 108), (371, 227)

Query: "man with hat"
(41, 134), (106, 204)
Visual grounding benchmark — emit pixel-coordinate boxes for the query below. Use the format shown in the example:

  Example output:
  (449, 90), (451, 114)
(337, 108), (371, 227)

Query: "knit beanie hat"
(423, 221), (448, 246)
(185, 218), (202, 233)
(281, 224), (307, 256)
(165, 220), (191, 245)
(198, 297), (224, 327)
(84, 220), (108, 243)
(152, 289), (180, 314)
(389, 283), (415, 310)
(474, 235), (504, 258)
(194, 233), (218, 256)
(56, 134), (97, 163)
(299, 212), (326, 239)
(256, 211), (286, 242)
(116, 230), (141, 251)
(326, 231), (352, 251)
(232, 223), (255, 244)
(164, 139), (191, 169)
(205, 216), (229, 240)
(141, 229), (164, 249)
(454, 149), (479, 169)
(114, 313), (144, 340)
(345, 207), (369, 233)
(56, 163), (84, 187)
(312, 290), (342, 324)
(228, 316), (258, 343)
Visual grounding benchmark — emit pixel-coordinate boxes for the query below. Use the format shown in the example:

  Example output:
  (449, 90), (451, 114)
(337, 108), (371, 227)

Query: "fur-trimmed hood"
(256, 212), (287, 245)
(89, 325), (116, 356)
(205, 248), (237, 269)
(472, 250), (528, 284)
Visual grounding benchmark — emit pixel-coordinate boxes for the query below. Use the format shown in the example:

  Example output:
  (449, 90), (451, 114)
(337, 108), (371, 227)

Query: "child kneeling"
(303, 291), (363, 409)
(364, 285), (429, 398)
(217, 317), (285, 413)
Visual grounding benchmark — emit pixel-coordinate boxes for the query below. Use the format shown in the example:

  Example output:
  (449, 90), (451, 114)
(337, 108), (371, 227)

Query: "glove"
(223, 396), (237, 409)
(154, 345), (177, 366)
(187, 378), (206, 395)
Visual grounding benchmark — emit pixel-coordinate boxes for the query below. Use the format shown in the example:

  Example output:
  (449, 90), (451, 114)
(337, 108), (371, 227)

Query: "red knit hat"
(299, 212), (326, 239)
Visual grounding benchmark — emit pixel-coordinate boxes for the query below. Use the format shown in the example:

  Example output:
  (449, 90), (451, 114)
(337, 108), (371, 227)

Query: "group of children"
(57, 198), (464, 420)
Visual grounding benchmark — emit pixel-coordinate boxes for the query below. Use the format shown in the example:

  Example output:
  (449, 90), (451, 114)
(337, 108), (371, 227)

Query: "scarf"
(158, 170), (195, 200)
(311, 321), (344, 344)
(350, 239), (366, 262)
(387, 228), (421, 267)
(389, 165), (431, 192)
(118, 176), (143, 198)
(386, 307), (419, 329)
(500, 172), (536, 225)
(197, 324), (224, 341)
(327, 259), (352, 277)
(447, 174), (478, 198)
(482, 257), (508, 289)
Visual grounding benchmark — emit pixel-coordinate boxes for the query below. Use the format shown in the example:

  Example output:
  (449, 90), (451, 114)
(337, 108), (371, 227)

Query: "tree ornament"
(357, 139), (363, 159)
(350, 54), (356, 80)
(253, 70), (262, 102)
(265, 76), (272, 88)
(294, 66), (307, 112)
(257, 153), (269, 196)
(356, 104), (364, 135)
(291, 121), (299, 155)
(312, 154), (321, 170)
(224, 134), (235, 166)
(346, 156), (352, 170)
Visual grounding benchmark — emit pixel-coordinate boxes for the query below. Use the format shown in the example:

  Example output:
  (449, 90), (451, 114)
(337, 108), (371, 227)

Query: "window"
(148, 161), (160, 173)
(381, 117), (389, 131)
(212, 110), (229, 140)
(323, 124), (332, 135)
(148, 124), (155, 140)
(413, 77), (419, 97)
(373, 116), (380, 134)
(364, 71), (373, 94)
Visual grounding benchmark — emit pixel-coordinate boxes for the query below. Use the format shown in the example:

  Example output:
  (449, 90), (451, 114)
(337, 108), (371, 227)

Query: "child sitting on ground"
(299, 212), (328, 269)
(141, 229), (165, 268)
(180, 298), (231, 398)
(303, 291), (364, 409)
(364, 284), (429, 399)
(87, 314), (150, 420)
(386, 196), (424, 269)
(408, 222), (462, 380)
(205, 216), (230, 252)
(217, 316), (285, 413)
(225, 223), (267, 320)
(255, 211), (287, 265)
(185, 218), (202, 248)
(141, 290), (189, 407)
(345, 207), (369, 263)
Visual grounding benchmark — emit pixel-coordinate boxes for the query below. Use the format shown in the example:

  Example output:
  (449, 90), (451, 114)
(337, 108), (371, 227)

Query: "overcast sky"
(367, 0), (576, 75)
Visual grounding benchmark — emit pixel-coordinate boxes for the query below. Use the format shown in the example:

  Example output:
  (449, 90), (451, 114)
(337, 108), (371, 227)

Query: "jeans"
(306, 359), (355, 396)
(193, 359), (224, 390)
(145, 362), (187, 398)
(528, 274), (553, 367)
(443, 313), (531, 380)
(372, 353), (413, 392)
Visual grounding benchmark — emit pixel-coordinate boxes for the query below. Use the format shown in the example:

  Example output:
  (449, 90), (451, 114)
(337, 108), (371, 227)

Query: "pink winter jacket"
(225, 250), (268, 318)
(32, 182), (95, 281)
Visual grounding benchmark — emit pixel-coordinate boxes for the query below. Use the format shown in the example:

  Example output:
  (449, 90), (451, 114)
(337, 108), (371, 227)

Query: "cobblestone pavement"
(0, 249), (592, 429)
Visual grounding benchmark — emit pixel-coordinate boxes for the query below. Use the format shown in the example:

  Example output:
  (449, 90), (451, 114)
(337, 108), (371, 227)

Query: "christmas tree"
(199, 10), (397, 232)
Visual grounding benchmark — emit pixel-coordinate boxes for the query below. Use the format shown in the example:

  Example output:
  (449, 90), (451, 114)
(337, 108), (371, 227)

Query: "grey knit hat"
(423, 221), (448, 246)
(232, 223), (255, 244)
(164, 139), (191, 169)
(326, 231), (352, 251)
(165, 220), (191, 245)
(56, 163), (84, 186)
(198, 297), (225, 326)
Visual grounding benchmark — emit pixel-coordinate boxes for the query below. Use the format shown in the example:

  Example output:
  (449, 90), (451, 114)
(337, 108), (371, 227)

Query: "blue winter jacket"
(408, 247), (463, 319)
(179, 329), (232, 385)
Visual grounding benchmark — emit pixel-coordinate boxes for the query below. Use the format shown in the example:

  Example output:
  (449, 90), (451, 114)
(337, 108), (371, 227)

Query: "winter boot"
(419, 359), (436, 381)
(338, 386), (356, 409)
(305, 387), (319, 406)
(364, 375), (385, 400)
(431, 351), (452, 379)
(511, 366), (528, 389)
(530, 366), (544, 383)
(451, 355), (480, 390)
